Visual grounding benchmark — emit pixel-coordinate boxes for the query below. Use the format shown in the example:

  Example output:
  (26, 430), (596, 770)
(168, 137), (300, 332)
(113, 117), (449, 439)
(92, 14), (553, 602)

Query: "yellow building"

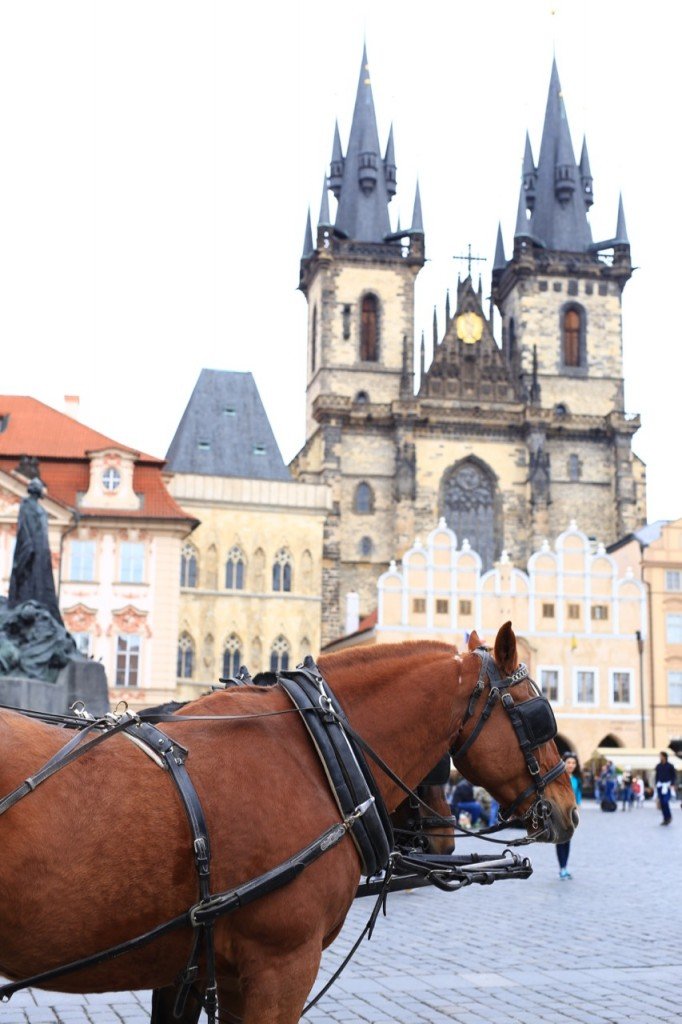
(329, 519), (649, 767)
(166, 371), (330, 695)
(608, 520), (682, 751)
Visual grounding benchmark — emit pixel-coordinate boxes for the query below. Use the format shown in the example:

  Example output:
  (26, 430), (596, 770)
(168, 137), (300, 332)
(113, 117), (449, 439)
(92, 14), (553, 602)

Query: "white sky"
(0, 1), (677, 526)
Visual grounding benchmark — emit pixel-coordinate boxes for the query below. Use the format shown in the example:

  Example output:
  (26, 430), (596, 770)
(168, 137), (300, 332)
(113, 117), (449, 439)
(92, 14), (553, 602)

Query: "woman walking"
(556, 752), (582, 879)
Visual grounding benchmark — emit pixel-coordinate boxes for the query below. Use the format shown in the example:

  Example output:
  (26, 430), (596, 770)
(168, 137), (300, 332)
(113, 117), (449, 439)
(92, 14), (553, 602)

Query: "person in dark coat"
(8, 478), (63, 624)
(655, 751), (676, 826)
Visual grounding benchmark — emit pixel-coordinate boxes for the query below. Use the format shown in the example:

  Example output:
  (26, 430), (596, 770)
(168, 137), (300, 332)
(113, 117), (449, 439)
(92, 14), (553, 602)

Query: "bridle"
(450, 647), (566, 834)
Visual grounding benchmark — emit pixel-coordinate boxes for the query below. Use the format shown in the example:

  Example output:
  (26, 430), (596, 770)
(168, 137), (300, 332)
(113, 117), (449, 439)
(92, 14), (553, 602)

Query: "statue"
(0, 480), (109, 713)
(0, 598), (77, 682)
(8, 478), (63, 624)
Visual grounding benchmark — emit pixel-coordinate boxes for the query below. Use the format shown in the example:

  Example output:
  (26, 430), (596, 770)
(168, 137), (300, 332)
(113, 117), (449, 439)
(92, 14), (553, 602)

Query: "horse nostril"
(571, 807), (580, 829)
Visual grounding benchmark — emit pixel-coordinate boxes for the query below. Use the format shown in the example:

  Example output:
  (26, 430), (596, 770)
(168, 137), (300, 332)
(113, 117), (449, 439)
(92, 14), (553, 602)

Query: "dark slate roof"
(519, 59), (593, 253)
(332, 45), (393, 242)
(165, 370), (291, 481)
(606, 521), (667, 553)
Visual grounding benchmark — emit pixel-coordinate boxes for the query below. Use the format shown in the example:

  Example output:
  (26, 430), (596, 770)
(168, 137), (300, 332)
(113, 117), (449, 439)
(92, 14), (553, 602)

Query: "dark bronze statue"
(8, 478), (63, 624)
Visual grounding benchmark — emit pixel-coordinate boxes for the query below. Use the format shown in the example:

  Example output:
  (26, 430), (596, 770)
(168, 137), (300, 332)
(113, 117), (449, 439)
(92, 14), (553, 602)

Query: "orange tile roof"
(0, 396), (160, 462)
(0, 397), (194, 523)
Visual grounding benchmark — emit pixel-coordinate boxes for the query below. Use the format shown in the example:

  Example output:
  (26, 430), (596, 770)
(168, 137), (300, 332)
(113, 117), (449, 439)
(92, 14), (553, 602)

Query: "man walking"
(655, 751), (676, 826)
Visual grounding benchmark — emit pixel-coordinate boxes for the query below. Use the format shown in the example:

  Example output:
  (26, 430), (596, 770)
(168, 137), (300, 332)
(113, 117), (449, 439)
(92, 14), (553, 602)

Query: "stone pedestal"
(0, 660), (109, 717)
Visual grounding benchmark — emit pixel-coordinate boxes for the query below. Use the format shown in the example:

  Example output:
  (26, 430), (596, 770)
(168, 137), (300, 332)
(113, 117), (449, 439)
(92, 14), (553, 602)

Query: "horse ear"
(494, 621), (517, 674)
(467, 630), (481, 652)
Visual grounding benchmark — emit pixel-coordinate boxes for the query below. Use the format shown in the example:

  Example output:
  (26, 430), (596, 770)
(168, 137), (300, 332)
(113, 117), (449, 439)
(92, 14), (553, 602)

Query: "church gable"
(420, 278), (518, 405)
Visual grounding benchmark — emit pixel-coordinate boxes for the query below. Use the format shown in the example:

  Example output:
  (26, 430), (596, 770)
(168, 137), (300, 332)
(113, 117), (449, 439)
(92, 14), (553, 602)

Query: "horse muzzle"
(529, 800), (579, 844)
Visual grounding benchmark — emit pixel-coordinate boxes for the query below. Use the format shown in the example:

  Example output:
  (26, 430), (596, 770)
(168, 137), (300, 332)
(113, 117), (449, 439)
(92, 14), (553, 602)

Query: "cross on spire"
(453, 243), (486, 278)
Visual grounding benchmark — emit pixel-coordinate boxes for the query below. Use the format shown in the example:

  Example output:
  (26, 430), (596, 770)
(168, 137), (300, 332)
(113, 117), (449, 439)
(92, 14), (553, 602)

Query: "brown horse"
(391, 756), (456, 855)
(0, 623), (577, 1024)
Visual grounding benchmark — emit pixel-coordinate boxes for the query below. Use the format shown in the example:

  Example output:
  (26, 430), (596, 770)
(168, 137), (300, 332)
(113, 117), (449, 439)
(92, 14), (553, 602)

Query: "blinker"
(512, 695), (557, 750)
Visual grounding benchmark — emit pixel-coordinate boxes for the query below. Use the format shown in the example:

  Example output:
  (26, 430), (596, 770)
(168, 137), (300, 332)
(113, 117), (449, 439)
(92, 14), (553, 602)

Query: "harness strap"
(277, 663), (393, 878)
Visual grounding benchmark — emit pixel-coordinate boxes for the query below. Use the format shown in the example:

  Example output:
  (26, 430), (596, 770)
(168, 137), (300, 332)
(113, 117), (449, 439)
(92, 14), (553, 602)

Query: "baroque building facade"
(0, 396), (196, 709)
(291, 50), (647, 646)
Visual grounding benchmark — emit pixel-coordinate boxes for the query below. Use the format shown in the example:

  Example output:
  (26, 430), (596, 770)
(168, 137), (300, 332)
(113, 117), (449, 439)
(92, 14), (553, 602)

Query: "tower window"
(360, 294), (379, 362)
(359, 535), (373, 557)
(561, 306), (585, 368)
(311, 307), (317, 373)
(354, 482), (375, 514)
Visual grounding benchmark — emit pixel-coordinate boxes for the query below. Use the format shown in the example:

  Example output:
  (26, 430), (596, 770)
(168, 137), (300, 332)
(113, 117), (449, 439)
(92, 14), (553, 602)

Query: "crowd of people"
(446, 749), (678, 882)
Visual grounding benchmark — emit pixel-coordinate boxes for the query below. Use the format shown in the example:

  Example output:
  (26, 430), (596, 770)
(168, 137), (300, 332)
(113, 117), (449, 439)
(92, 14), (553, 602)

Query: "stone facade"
(167, 473), (330, 695)
(291, 57), (646, 647)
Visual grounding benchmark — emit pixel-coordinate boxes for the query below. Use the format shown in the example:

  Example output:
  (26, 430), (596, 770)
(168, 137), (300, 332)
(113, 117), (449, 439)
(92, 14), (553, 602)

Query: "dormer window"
(253, 444), (266, 456)
(102, 467), (121, 492)
(197, 440), (211, 451)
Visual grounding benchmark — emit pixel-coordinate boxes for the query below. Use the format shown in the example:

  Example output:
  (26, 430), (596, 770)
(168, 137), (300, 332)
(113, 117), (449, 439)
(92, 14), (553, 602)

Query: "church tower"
(491, 59), (645, 547)
(293, 46), (424, 641)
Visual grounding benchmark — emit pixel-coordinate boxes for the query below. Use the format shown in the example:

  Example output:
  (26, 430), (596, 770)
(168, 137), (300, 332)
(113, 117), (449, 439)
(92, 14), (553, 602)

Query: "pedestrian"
(556, 752), (582, 879)
(449, 776), (485, 827)
(620, 766), (634, 811)
(654, 751), (676, 826)
(600, 759), (617, 805)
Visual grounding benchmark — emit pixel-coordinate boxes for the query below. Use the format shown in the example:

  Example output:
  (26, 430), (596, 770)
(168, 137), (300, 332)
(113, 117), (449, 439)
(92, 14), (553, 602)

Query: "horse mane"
(318, 639), (457, 675)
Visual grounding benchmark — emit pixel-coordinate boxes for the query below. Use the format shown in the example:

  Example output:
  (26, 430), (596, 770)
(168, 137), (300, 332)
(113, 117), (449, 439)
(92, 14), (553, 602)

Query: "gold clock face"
(456, 312), (484, 344)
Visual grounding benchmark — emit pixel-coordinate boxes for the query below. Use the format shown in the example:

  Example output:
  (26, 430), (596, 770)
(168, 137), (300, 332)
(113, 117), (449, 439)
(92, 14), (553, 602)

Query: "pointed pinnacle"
(302, 207), (314, 258)
(411, 180), (423, 234)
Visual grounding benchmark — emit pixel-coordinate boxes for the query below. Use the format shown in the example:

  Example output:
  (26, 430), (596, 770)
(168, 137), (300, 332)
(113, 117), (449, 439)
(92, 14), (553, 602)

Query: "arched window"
(354, 481), (374, 514)
(360, 294), (379, 361)
(359, 535), (373, 557)
(222, 633), (241, 680)
(177, 632), (194, 679)
(270, 635), (290, 673)
(441, 459), (499, 571)
(180, 543), (198, 587)
(311, 307), (317, 373)
(354, 390), (369, 404)
(272, 548), (293, 592)
(562, 307), (583, 367)
(225, 546), (245, 590)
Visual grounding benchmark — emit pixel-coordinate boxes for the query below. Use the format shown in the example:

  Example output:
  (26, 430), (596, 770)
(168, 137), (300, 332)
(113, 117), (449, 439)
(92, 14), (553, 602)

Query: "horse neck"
(319, 645), (464, 812)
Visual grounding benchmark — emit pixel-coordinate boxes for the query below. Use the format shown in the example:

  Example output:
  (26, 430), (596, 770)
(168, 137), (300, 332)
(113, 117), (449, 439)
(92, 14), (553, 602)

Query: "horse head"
(450, 621), (578, 844)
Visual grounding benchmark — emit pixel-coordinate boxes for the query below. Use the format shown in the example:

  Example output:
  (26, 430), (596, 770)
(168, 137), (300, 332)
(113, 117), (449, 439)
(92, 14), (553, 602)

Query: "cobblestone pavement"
(4, 800), (681, 1023)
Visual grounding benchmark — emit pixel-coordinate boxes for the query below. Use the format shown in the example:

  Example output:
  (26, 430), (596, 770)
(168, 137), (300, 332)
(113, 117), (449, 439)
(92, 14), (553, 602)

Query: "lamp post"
(635, 630), (645, 747)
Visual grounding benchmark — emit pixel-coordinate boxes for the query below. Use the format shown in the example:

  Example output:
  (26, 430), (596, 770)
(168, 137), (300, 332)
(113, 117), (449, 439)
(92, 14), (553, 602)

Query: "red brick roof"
(0, 396), (193, 523)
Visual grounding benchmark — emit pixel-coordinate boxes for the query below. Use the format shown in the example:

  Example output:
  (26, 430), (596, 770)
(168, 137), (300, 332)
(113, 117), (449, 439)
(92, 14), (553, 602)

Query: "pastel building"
(0, 396), (197, 709)
(336, 520), (648, 766)
(609, 519), (682, 751)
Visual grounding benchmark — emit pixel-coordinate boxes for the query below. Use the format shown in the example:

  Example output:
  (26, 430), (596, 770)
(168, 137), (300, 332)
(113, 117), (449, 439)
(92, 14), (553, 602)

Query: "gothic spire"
(318, 176), (331, 228)
(445, 288), (451, 324)
(410, 180), (423, 234)
(493, 222), (506, 270)
(302, 207), (313, 258)
(614, 193), (629, 244)
(514, 181), (533, 242)
(333, 45), (393, 242)
(329, 121), (344, 198)
(384, 123), (397, 201)
(523, 131), (537, 211)
(432, 306), (438, 348)
(579, 138), (594, 209)
(527, 58), (592, 252)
